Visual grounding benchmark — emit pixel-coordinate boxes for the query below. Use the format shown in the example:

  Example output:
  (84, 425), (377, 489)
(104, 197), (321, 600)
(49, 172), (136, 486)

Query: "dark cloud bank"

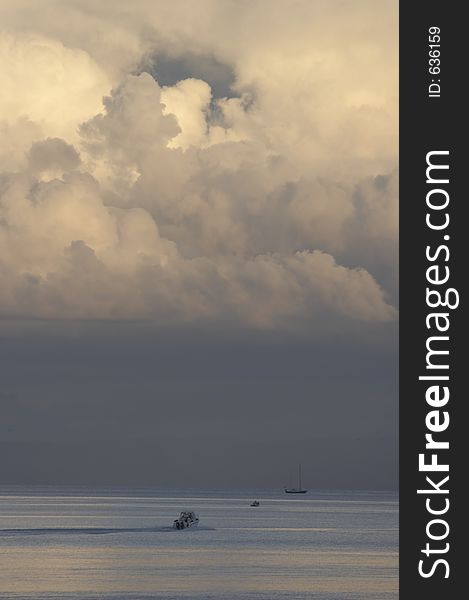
(1, 323), (397, 490)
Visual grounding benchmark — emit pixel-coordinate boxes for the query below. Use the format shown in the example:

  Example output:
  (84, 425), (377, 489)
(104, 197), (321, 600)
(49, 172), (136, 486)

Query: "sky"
(0, 0), (398, 490)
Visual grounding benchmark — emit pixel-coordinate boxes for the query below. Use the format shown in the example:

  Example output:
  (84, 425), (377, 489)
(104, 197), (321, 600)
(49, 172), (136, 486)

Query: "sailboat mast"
(299, 463), (302, 489)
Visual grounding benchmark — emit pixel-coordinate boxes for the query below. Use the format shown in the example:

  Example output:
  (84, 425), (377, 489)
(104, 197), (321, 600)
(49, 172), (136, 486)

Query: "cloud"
(0, 117), (43, 172)
(161, 78), (213, 150)
(0, 1), (398, 332)
(0, 32), (110, 142)
(28, 138), (81, 180)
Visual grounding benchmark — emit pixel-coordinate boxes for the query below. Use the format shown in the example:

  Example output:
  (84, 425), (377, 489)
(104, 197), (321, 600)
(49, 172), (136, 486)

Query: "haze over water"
(0, 487), (398, 599)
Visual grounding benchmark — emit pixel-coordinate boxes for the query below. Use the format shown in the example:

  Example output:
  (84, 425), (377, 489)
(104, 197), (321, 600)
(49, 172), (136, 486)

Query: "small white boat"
(250, 500), (260, 507)
(173, 511), (199, 530)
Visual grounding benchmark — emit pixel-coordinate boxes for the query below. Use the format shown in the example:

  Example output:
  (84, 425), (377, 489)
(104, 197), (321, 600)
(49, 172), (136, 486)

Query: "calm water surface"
(0, 487), (398, 599)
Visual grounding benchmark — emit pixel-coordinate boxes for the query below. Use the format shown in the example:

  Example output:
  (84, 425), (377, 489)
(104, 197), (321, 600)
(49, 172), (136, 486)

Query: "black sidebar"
(400, 2), (464, 598)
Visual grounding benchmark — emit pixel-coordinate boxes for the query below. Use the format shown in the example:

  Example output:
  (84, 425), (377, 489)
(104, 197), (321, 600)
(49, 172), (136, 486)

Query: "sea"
(0, 487), (398, 600)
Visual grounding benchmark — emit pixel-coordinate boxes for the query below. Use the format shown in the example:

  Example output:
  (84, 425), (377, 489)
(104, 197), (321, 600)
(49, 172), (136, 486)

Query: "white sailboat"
(284, 464), (308, 494)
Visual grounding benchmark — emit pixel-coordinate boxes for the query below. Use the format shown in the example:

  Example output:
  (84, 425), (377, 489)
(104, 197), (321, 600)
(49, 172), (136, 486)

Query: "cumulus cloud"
(0, 32), (110, 142)
(28, 138), (81, 180)
(0, 0), (397, 331)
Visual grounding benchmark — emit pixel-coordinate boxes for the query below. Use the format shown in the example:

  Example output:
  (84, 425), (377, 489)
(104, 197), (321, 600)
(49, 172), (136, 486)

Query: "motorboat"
(250, 500), (260, 507)
(173, 511), (199, 529)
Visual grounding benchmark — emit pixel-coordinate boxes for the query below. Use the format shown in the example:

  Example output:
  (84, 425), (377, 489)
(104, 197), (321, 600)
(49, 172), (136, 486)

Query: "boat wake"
(0, 525), (215, 537)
